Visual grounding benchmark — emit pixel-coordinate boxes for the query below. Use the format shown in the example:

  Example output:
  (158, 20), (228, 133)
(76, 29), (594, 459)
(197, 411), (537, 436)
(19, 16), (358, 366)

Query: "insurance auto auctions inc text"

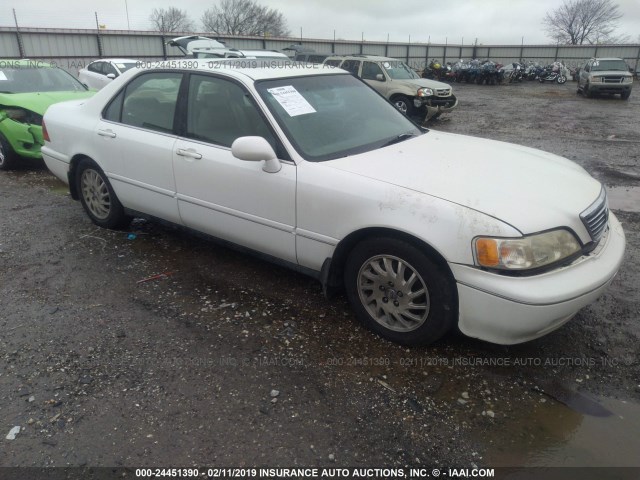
(254, 468), (495, 478)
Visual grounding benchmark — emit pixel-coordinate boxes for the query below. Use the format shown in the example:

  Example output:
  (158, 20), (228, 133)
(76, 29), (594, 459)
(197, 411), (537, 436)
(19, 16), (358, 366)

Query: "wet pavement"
(1, 80), (639, 473)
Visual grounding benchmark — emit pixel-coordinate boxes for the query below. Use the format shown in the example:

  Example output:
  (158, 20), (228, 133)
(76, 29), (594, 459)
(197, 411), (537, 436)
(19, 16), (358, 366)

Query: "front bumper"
(589, 83), (632, 95)
(416, 95), (458, 120)
(0, 120), (44, 159)
(451, 212), (625, 345)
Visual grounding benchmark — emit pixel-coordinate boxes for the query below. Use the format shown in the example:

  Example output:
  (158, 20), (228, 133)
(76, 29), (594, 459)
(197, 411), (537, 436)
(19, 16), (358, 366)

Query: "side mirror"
(376, 73), (385, 81)
(231, 136), (281, 173)
(106, 73), (116, 79)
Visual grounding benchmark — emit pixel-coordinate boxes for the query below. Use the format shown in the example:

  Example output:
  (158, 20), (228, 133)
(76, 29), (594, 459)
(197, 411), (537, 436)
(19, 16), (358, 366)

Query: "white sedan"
(78, 59), (139, 90)
(41, 62), (625, 346)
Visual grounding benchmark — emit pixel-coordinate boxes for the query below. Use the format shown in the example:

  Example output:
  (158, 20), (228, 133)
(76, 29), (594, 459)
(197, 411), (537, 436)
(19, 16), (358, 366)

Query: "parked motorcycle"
(538, 61), (568, 84)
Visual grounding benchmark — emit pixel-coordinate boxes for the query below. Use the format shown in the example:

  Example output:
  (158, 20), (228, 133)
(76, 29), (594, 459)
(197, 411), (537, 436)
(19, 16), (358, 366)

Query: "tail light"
(42, 120), (50, 142)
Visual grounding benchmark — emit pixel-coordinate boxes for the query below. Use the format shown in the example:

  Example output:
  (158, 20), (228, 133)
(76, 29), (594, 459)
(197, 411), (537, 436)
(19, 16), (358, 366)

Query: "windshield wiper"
(381, 132), (416, 148)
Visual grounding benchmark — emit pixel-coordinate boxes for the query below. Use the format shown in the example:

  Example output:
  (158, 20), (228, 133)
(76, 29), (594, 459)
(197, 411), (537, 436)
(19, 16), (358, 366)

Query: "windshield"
(0, 66), (87, 93)
(592, 60), (629, 72)
(382, 61), (419, 80)
(256, 74), (422, 162)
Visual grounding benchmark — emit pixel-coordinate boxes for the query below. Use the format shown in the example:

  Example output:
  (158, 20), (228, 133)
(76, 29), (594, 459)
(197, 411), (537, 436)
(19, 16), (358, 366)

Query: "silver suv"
(577, 57), (633, 100)
(323, 55), (457, 120)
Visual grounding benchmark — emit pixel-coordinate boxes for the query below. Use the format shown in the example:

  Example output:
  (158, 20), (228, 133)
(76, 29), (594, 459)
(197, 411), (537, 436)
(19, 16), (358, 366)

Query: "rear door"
(95, 71), (183, 223)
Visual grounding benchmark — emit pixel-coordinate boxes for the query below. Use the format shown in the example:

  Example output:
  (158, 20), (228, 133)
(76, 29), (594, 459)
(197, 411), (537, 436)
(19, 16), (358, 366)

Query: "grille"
(603, 76), (624, 83)
(580, 188), (609, 242)
(435, 88), (451, 97)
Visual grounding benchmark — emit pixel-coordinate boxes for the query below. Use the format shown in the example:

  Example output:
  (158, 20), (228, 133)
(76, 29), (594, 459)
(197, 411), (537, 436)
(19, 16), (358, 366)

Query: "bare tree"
(201, 0), (289, 37)
(149, 7), (194, 33)
(543, 0), (624, 44)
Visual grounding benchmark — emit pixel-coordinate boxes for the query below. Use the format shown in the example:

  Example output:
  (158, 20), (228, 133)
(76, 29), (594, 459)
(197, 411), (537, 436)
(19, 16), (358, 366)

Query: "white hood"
(323, 130), (601, 241)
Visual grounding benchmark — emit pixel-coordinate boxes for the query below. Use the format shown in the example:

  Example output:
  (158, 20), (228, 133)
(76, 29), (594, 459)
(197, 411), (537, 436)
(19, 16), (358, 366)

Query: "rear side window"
(341, 60), (361, 76)
(120, 72), (182, 133)
(324, 59), (342, 67)
(103, 90), (124, 122)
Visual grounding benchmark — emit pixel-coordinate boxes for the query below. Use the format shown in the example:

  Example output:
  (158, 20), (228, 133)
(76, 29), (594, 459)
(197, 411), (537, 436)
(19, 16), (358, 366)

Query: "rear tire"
(344, 237), (457, 346)
(76, 158), (130, 229)
(0, 133), (18, 171)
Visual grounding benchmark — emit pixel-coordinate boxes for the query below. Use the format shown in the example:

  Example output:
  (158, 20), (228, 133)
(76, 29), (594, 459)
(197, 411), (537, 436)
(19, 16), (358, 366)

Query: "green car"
(0, 59), (94, 170)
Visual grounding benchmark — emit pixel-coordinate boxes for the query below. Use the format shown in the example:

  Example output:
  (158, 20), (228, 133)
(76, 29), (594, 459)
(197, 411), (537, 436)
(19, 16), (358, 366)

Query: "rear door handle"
(97, 129), (116, 138)
(176, 148), (202, 160)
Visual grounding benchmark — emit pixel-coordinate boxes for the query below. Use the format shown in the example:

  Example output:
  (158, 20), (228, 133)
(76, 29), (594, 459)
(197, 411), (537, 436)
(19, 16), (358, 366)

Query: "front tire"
(584, 83), (593, 98)
(393, 96), (414, 116)
(76, 158), (130, 229)
(621, 90), (631, 100)
(557, 75), (567, 84)
(344, 237), (457, 346)
(0, 133), (18, 171)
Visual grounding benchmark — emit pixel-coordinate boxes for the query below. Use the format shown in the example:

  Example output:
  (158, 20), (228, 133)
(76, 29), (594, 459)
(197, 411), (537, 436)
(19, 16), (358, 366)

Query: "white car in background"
(78, 59), (139, 90)
(41, 63), (625, 346)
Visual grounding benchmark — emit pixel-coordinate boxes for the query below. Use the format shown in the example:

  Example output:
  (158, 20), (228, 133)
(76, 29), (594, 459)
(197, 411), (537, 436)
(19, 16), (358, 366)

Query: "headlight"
(474, 229), (581, 271)
(623, 77), (633, 84)
(417, 87), (434, 97)
(591, 76), (602, 82)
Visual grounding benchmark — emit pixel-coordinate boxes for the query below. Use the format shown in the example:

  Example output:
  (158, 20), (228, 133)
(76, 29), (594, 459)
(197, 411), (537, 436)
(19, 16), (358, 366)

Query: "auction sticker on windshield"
(267, 85), (316, 117)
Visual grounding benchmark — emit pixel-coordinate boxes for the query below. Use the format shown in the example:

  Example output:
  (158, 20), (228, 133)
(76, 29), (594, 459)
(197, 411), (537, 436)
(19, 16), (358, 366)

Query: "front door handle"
(97, 129), (116, 138)
(176, 148), (202, 160)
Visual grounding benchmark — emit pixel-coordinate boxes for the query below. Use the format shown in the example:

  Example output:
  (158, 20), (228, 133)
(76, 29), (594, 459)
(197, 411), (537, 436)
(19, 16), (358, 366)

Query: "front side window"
(257, 74), (422, 162)
(120, 72), (182, 133)
(186, 74), (279, 150)
(362, 61), (384, 80)
(88, 62), (103, 74)
(103, 63), (118, 77)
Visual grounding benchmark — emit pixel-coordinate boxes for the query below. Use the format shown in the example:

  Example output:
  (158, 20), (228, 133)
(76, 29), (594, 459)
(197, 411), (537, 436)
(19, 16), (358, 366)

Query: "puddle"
(485, 396), (640, 467)
(607, 186), (640, 213)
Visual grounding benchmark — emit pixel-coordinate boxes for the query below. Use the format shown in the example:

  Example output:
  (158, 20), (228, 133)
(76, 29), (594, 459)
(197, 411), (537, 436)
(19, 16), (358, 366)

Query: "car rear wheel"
(76, 158), (130, 229)
(344, 237), (456, 345)
(0, 133), (18, 171)
(392, 96), (414, 116)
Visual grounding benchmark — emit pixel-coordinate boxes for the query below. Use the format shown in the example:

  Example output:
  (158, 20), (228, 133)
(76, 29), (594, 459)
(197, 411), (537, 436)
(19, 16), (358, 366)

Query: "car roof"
(325, 55), (401, 62)
(124, 61), (346, 81)
(92, 58), (139, 64)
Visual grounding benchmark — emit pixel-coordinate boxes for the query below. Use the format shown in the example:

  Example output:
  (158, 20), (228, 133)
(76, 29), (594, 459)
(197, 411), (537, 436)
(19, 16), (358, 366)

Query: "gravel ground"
(1, 80), (639, 471)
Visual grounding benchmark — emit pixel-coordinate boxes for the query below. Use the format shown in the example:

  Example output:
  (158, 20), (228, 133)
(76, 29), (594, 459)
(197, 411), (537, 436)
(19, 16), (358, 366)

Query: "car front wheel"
(393, 96), (414, 116)
(76, 158), (130, 229)
(344, 237), (456, 345)
(0, 133), (18, 171)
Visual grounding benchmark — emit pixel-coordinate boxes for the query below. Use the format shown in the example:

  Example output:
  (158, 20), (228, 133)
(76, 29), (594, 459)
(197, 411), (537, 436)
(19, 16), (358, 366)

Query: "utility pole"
(95, 12), (104, 57)
(13, 8), (25, 58)
(124, 0), (131, 30)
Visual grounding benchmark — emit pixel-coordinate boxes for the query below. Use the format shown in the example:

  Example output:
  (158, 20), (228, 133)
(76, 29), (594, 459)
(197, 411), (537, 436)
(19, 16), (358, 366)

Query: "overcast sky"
(2, 0), (639, 45)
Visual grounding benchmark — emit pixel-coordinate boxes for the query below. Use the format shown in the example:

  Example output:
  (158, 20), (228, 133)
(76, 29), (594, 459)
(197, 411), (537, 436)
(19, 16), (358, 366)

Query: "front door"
(172, 73), (297, 263)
